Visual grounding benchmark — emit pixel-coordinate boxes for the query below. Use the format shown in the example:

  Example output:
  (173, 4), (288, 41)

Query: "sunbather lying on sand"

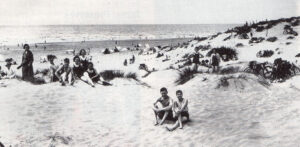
(153, 87), (174, 125)
(81, 62), (111, 87)
(166, 90), (189, 131)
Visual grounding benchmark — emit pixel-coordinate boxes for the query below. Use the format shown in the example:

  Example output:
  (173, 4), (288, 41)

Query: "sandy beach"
(1, 17), (300, 147)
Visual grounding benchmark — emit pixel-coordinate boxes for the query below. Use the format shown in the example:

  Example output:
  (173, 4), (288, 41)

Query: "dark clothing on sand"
(192, 53), (201, 64)
(158, 110), (174, 121)
(73, 64), (84, 78)
(87, 68), (100, 82)
(21, 50), (34, 82)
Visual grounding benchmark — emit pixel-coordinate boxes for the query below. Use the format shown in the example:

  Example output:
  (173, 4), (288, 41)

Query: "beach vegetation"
(256, 50), (274, 58)
(206, 47), (238, 61)
(266, 37), (277, 42)
(175, 67), (200, 85)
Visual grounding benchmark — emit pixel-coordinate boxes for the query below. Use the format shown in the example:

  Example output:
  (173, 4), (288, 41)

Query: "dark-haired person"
(210, 49), (221, 73)
(81, 62), (101, 87)
(17, 44), (34, 82)
(55, 58), (74, 86)
(192, 48), (204, 71)
(2, 59), (16, 79)
(166, 90), (189, 131)
(72, 56), (85, 80)
(47, 55), (59, 82)
(153, 87), (174, 125)
(79, 49), (91, 71)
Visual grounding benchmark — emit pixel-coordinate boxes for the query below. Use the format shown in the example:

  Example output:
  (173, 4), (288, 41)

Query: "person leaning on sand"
(1, 59), (16, 79)
(153, 87), (174, 125)
(55, 58), (74, 86)
(166, 90), (189, 131)
(17, 44), (34, 82)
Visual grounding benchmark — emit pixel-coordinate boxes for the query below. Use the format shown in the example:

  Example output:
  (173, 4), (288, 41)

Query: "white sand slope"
(1, 17), (300, 147)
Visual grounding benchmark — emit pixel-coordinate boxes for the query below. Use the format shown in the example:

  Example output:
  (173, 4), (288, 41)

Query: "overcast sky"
(0, 0), (299, 25)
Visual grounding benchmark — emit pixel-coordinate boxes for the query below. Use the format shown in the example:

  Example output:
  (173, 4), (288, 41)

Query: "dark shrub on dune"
(210, 32), (222, 40)
(206, 47), (238, 61)
(266, 37), (277, 42)
(287, 36), (294, 39)
(249, 37), (265, 44)
(99, 70), (139, 81)
(103, 48), (111, 54)
(291, 19), (300, 26)
(194, 37), (207, 42)
(295, 53), (300, 57)
(175, 67), (199, 85)
(256, 50), (274, 58)
(235, 43), (244, 47)
(255, 26), (264, 32)
(100, 70), (124, 81)
(271, 58), (300, 81)
(237, 33), (249, 39)
(286, 42), (292, 45)
(195, 45), (211, 51)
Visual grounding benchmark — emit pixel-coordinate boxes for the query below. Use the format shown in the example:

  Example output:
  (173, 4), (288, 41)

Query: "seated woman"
(1, 59), (16, 79)
(78, 49), (91, 71)
(81, 62), (102, 87)
(72, 56), (85, 79)
(47, 55), (59, 82)
(166, 90), (189, 131)
(55, 58), (74, 86)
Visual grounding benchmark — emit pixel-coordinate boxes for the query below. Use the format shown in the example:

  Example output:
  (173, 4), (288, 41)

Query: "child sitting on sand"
(166, 90), (189, 131)
(1, 59), (16, 79)
(78, 49), (91, 71)
(47, 55), (59, 82)
(55, 58), (74, 86)
(153, 87), (174, 125)
(72, 56), (85, 79)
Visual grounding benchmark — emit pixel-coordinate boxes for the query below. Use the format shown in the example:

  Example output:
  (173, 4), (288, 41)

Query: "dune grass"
(175, 67), (200, 85)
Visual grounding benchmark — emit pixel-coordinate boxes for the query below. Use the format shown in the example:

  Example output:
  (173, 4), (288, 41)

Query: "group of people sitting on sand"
(153, 87), (189, 131)
(48, 48), (109, 87)
(0, 44), (110, 87)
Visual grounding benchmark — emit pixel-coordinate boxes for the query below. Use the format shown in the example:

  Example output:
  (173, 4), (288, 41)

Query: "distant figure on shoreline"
(17, 44), (34, 82)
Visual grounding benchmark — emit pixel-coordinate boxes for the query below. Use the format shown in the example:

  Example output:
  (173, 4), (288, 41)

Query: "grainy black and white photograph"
(0, 0), (299, 146)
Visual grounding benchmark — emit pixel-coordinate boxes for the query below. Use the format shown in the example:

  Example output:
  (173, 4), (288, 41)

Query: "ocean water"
(0, 24), (238, 45)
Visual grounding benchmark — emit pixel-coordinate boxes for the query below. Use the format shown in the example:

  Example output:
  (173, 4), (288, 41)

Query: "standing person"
(166, 90), (189, 131)
(210, 49), (221, 73)
(17, 44), (34, 82)
(192, 48), (203, 70)
(153, 87), (174, 125)
(55, 58), (74, 86)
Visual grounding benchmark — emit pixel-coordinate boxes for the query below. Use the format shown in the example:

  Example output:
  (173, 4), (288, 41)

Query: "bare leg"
(153, 105), (159, 125)
(159, 111), (169, 125)
(82, 73), (95, 87)
(178, 114), (183, 129)
(166, 120), (179, 131)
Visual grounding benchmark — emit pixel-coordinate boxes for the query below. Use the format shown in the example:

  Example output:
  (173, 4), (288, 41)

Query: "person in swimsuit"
(153, 87), (174, 125)
(211, 49), (221, 73)
(166, 90), (189, 131)
(47, 55), (59, 82)
(79, 49), (91, 71)
(81, 62), (102, 87)
(192, 48), (204, 71)
(72, 56), (85, 79)
(55, 58), (74, 86)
